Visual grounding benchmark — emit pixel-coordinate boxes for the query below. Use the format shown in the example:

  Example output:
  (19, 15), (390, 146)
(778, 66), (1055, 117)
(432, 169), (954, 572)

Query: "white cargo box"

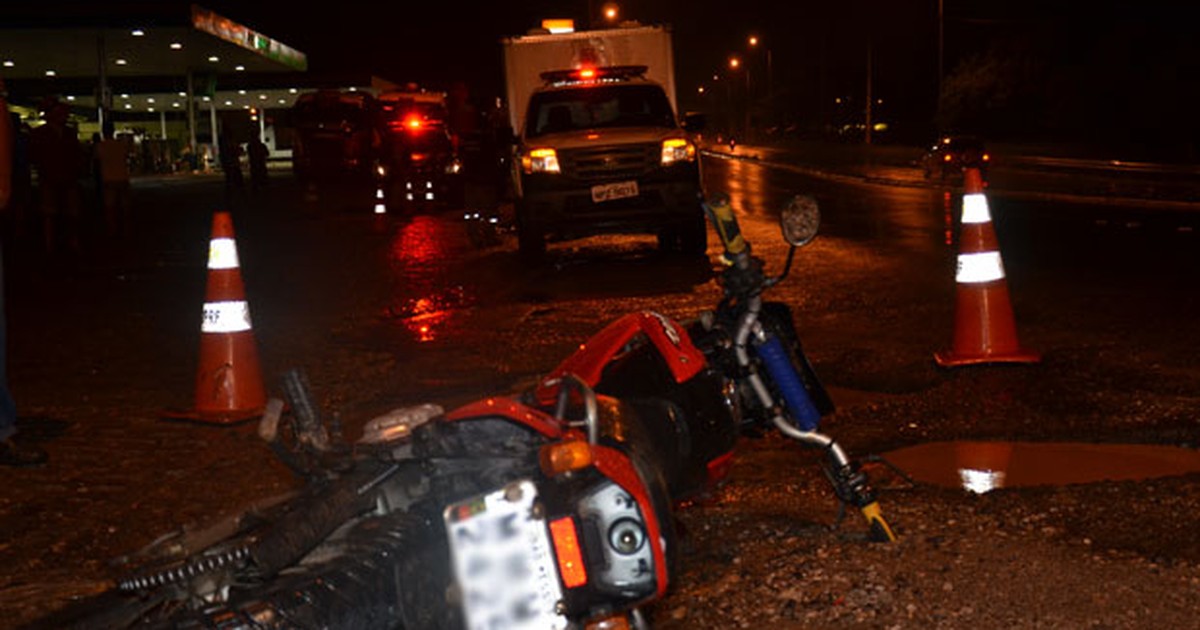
(500, 24), (677, 134)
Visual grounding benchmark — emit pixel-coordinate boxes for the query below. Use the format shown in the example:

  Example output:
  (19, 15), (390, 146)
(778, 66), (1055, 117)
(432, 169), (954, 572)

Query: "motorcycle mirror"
(780, 194), (821, 247)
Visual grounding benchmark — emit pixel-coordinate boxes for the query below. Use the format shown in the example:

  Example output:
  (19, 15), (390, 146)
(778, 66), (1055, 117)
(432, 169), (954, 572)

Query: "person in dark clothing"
(0, 76), (48, 466)
(247, 135), (269, 192)
(28, 100), (84, 254)
(4, 112), (32, 241)
(219, 129), (244, 207)
(219, 131), (243, 185)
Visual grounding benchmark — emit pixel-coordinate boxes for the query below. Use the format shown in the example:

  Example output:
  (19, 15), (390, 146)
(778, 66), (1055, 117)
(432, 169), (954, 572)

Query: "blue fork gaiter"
(755, 335), (821, 431)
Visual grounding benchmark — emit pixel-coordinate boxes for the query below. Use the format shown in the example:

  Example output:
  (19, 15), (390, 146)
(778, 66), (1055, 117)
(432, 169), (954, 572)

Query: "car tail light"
(549, 516), (588, 588)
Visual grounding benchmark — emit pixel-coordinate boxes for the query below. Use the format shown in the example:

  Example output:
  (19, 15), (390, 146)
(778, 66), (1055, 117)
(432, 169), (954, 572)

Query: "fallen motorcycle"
(530, 192), (896, 542)
(33, 368), (675, 629)
(31, 192), (892, 630)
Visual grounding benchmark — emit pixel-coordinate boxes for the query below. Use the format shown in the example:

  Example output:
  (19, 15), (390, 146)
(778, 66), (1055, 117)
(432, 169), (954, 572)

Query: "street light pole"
(865, 38), (873, 145)
(938, 0), (944, 115)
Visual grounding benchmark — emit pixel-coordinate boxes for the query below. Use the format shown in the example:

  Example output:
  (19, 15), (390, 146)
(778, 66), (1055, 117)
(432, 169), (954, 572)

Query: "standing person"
(219, 128), (243, 196)
(93, 123), (132, 239)
(247, 134), (269, 192)
(0, 76), (47, 467)
(4, 112), (32, 241)
(28, 99), (84, 255)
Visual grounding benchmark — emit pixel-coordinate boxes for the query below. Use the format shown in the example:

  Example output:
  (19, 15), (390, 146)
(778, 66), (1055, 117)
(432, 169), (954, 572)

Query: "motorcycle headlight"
(608, 517), (647, 555)
(522, 147), (561, 174)
(579, 481), (656, 596)
(660, 138), (695, 165)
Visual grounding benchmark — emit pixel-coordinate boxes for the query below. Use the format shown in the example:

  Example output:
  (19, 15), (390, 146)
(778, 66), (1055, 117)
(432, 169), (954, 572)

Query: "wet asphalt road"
(2, 153), (1198, 627)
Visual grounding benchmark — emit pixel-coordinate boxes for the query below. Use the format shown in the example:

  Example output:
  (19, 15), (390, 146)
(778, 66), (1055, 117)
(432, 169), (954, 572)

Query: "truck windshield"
(525, 84), (676, 137)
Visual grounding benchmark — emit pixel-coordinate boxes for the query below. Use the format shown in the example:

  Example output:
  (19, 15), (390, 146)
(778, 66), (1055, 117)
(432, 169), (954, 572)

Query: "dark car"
(921, 135), (989, 180)
(290, 90), (381, 185)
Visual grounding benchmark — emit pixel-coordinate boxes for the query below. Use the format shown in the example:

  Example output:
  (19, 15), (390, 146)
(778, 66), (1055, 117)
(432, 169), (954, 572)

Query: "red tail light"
(549, 516), (588, 588)
(405, 115), (422, 130)
(578, 67), (596, 79)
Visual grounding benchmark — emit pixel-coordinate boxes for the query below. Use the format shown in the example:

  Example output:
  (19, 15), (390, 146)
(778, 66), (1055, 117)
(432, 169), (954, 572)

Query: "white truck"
(500, 23), (707, 261)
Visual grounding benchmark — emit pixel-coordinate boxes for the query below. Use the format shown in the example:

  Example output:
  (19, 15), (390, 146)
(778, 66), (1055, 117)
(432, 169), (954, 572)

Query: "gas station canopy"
(0, 4), (322, 114)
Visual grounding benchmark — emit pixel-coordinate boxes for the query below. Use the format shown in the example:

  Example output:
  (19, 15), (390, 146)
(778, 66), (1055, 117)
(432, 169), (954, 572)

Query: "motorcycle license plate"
(591, 180), (639, 203)
(444, 480), (567, 630)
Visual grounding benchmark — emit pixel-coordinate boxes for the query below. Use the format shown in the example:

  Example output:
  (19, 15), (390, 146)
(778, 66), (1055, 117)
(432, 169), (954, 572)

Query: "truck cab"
(377, 89), (464, 209)
(502, 26), (707, 262)
(513, 66), (705, 260)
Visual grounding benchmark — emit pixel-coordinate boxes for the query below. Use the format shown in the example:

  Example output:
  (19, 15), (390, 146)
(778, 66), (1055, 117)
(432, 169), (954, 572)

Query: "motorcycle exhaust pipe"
(247, 476), (374, 577)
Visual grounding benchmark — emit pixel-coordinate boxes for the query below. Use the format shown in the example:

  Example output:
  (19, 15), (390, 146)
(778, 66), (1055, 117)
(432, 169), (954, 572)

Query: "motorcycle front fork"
(734, 304), (897, 541)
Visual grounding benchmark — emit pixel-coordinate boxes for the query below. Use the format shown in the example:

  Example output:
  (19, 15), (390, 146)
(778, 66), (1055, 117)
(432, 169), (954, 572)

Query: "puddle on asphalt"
(882, 441), (1200, 494)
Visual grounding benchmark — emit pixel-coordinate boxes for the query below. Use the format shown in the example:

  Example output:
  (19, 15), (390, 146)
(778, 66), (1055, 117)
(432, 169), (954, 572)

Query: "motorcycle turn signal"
(540, 439), (595, 476)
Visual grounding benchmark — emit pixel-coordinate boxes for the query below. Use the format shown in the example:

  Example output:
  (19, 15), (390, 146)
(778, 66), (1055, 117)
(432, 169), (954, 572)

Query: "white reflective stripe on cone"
(962, 194), (992, 224)
(202, 300), (253, 333)
(956, 251), (1006, 284)
(208, 238), (240, 270)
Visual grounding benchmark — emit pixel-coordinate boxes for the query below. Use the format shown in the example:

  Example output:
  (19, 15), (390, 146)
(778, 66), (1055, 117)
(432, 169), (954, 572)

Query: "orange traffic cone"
(935, 168), (1040, 367)
(165, 211), (267, 424)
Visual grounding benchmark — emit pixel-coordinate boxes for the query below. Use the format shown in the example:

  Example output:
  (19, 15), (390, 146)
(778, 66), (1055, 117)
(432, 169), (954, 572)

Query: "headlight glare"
(522, 147), (561, 174)
(661, 138), (695, 165)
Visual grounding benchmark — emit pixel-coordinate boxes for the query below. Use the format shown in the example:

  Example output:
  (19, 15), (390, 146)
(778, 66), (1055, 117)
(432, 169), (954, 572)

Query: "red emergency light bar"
(384, 112), (445, 132)
(540, 65), (649, 84)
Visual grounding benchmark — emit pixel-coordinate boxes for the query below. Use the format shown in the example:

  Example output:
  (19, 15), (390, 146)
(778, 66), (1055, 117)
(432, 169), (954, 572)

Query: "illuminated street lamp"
(727, 56), (750, 140)
(747, 34), (772, 101)
(603, 3), (619, 22)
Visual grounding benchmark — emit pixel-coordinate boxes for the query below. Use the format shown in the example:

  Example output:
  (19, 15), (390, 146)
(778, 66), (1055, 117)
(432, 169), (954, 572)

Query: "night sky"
(9, 1), (1198, 154)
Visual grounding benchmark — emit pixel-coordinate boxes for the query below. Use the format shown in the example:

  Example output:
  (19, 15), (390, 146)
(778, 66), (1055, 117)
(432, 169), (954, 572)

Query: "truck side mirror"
(681, 112), (707, 133)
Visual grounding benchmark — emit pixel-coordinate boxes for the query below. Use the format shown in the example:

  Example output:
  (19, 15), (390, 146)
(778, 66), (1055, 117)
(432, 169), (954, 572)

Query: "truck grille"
(560, 144), (658, 181)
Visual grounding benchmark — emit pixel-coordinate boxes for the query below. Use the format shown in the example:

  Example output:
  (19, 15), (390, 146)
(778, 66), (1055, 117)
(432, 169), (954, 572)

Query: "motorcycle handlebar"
(702, 194), (747, 259)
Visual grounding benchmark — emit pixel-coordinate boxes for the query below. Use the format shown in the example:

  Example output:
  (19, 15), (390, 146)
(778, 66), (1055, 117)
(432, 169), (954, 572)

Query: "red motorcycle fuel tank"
(535, 310), (707, 404)
(534, 310), (739, 500)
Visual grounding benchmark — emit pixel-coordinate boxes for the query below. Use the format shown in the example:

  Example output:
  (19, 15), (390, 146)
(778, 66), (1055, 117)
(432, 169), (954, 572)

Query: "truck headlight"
(661, 138), (695, 165)
(522, 147), (561, 174)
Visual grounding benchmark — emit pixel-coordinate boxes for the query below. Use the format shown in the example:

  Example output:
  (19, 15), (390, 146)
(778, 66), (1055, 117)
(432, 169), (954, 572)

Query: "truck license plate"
(592, 180), (639, 203)
(444, 480), (567, 630)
